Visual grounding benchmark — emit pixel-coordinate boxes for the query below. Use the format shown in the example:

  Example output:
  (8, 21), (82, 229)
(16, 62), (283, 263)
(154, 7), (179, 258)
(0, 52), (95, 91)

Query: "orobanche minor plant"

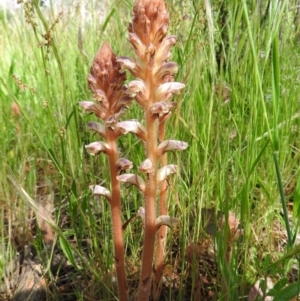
(79, 0), (187, 300)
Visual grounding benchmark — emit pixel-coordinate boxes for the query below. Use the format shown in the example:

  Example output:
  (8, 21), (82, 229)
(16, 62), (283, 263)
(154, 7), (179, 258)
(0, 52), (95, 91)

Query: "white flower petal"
(137, 207), (145, 222)
(126, 80), (147, 98)
(117, 56), (137, 70)
(155, 82), (185, 101)
(157, 140), (188, 156)
(85, 141), (110, 155)
(117, 174), (145, 192)
(155, 215), (180, 229)
(86, 121), (106, 138)
(117, 56), (143, 78)
(138, 159), (154, 174)
(116, 120), (147, 141)
(115, 158), (133, 171)
(155, 35), (177, 65)
(155, 61), (178, 79)
(157, 165), (177, 182)
(89, 185), (111, 201)
(149, 101), (176, 117)
(128, 33), (146, 59)
(93, 89), (107, 103)
(79, 101), (106, 119)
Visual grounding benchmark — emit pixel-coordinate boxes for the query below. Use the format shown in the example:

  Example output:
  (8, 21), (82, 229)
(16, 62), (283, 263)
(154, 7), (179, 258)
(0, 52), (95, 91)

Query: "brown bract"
(87, 43), (130, 121)
(130, 0), (169, 46)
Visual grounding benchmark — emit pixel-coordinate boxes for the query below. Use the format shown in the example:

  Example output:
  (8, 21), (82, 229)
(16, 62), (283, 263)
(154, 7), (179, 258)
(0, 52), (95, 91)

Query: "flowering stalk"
(153, 118), (168, 300)
(118, 0), (187, 300)
(79, 43), (132, 301)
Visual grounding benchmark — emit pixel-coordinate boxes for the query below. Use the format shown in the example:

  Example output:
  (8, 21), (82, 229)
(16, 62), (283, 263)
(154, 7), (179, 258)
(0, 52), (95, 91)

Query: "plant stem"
(153, 120), (168, 300)
(137, 89), (158, 300)
(106, 128), (128, 301)
(273, 152), (293, 248)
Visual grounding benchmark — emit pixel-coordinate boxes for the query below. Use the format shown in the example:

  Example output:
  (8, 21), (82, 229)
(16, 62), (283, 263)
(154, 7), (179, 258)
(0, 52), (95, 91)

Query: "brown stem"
(106, 128), (128, 301)
(153, 120), (168, 300)
(137, 80), (158, 301)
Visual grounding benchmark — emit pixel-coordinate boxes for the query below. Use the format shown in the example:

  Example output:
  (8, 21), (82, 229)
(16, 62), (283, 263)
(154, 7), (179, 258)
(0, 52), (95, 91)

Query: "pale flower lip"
(117, 173), (146, 192)
(87, 74), (97, 87)
(155, 82), (185, 101)
(157, 164), (177, 182)
(86, 121), (107, 139)
(137, 207), (145, 222)
(157, 140), (188, 156)
(117, 56), (137, 70)
(138, 158), (154, 174)
(115, 158), (133, 171)
(85, 141), (110, 155)
(155, 215), (180, 229)
(128, 32), (146, 60)
(116, 120), (147, 141)
(79, 101), (106, 119)
(149, 101), (176, 117)
(89, 185), (112, 201)
(92, 88), (107, 103)
(117, 56), (144, 78)
(154, 35), (177, 65)
(125, 80), (147, 98)
(113, 107), (128, 122)
(116, 94), (133, 108)
(155, 61), (178, 80)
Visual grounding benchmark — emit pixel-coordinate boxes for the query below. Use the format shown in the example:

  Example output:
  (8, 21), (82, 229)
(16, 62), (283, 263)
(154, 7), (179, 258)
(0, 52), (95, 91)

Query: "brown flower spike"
(117, 0), (187, 300)
(80, 42), (131, 125)
(80, 43), (131, 301)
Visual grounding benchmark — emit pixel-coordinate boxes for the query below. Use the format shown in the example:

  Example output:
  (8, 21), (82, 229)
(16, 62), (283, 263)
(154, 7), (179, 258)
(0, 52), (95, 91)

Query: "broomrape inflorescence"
(79, 0), (187, 300)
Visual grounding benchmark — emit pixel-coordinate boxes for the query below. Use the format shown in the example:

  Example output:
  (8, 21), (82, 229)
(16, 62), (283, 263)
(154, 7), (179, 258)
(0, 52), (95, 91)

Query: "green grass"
(1, 0), (300, 300)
